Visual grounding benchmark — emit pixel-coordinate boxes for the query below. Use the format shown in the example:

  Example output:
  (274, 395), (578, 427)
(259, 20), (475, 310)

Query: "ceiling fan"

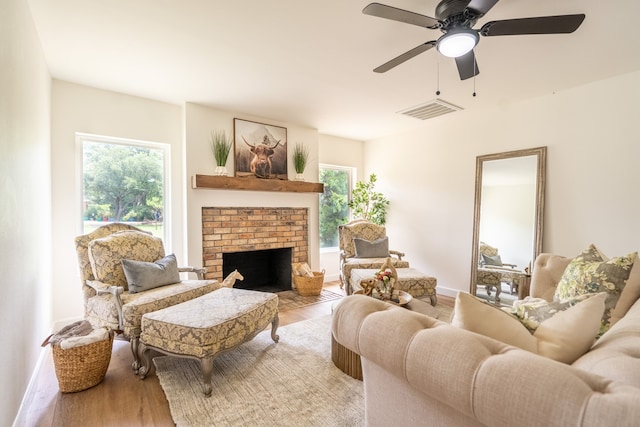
(363, 0), (585, 80)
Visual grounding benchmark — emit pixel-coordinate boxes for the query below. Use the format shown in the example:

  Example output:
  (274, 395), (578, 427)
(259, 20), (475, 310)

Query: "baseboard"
(436, 286), (460, 299)
(323, 273), (340, 283)
(12, 338), (51, 427)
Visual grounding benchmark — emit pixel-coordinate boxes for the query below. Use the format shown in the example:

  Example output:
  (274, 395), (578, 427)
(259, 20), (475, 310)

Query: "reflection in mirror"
(470, 147), (546, 306)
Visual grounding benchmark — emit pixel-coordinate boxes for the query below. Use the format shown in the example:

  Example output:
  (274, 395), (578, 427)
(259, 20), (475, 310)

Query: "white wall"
(365, 71), (640, 297)
(318, 134), (365, 282)
(1, 0), (52, 421)
(183, 103), (322, 272)
(50, 81), (183, 322)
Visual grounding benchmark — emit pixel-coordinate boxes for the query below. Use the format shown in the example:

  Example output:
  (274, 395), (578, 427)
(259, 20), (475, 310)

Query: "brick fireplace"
(202, 207), (309, 289)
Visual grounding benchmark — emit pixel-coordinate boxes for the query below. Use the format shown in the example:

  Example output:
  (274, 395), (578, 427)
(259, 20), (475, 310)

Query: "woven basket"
(52, 332), (114, 393)
(294, 270), (325, 296)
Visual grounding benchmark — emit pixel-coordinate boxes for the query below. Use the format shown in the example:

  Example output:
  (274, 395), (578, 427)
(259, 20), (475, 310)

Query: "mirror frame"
(470, 146), (547, 296)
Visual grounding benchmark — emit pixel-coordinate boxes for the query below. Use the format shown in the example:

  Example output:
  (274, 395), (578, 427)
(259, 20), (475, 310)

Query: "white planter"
(295, 173), (305, 181)
(214, 166), (228, 176)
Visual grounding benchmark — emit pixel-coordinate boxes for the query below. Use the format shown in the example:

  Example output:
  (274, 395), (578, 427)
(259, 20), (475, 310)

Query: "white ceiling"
(28, 0), (640, 141)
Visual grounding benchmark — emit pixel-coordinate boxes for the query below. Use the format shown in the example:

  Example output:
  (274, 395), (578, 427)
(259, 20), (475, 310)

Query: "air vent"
(397, 98), (462, 120)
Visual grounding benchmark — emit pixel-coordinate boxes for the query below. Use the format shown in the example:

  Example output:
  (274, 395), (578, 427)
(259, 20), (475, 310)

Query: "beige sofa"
(332, 253), (640, 427)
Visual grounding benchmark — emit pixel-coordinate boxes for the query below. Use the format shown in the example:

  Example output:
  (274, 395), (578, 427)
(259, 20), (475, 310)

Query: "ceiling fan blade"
(455, 50), (480, 80)
(363, 3), (439, 29)
(466, 0), (499, 17)
(373, 41), (436, 73)
(481, 14), (585, 36)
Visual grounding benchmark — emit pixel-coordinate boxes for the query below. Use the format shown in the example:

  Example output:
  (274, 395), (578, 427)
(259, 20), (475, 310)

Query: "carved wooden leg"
(137, 343), (154, 379)
(430, 294), (438, 307)
(493, 284), (501, 304)
(130, 337), (141, 373)
(200, 357), (214, 397)
(270, 315), (280, 343)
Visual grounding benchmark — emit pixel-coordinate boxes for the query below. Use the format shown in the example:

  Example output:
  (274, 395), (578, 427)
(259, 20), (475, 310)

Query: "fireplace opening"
(223, 247), (292, 293)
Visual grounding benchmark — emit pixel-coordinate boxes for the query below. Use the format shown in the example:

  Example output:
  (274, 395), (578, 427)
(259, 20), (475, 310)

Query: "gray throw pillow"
(122, 254), (180, 293)
(354, 237), (389, 258)
(482, 254), (503, 266)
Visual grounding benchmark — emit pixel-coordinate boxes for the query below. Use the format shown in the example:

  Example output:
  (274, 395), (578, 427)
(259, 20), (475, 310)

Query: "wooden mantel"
(192, 174), (324, 193)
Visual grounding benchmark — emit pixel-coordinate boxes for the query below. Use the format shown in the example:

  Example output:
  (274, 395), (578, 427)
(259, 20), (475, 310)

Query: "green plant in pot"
(348, 173), (389, 225)
(210, 130), (233, 176)
(292, 143), (309, 181)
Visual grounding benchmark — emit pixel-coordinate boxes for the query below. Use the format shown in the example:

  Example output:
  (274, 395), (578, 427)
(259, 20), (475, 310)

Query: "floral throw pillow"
(502, 294), (593, 333)
(554, 244), (637, 335)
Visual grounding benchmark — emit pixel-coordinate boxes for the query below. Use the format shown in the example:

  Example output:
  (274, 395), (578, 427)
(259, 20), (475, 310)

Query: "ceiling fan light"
(437, 31), (478, 58)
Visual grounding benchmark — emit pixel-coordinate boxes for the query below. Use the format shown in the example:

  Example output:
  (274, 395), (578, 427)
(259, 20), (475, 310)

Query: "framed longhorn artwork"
(234, 118), (288, 179)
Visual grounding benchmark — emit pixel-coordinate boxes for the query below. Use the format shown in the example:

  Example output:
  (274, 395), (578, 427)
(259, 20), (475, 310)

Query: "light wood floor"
(16, 282), (453, 427)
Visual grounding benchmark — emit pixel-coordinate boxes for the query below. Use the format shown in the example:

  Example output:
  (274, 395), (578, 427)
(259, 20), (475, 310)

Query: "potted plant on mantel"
(348, 173), (389, 225)
(291, 142), (309, 181)
(210, 130), (233, 176)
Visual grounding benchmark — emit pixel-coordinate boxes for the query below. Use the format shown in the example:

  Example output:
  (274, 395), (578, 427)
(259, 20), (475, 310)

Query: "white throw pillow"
(451, 292), (606, 364)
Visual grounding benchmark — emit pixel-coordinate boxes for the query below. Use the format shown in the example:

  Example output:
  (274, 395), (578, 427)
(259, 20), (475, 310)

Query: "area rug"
(431, 300), (454, 322)
(154, 315), (364, 427)
(276, 288), (343, 312)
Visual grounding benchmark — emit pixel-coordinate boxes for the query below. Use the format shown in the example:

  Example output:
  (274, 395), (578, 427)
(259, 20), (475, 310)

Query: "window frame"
(318, 163), (355, 252)
(76, 132), (171, 246)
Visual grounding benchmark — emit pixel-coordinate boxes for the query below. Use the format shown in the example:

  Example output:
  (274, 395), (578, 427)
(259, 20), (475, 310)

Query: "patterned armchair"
(476, 241), (527, 303)
(75, 224), (220, 371)
(338, 220), (409, 295)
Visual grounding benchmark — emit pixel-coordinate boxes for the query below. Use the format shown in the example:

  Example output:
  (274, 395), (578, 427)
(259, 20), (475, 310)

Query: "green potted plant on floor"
(210, 130), (233, 176)
(291, 142), (309, 181)
(348, 173), (389, 225)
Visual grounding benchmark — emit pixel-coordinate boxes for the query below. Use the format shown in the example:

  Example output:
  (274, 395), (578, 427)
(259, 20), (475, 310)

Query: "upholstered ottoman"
(138, 287), (279, 396)
(350, 267), (438, 306)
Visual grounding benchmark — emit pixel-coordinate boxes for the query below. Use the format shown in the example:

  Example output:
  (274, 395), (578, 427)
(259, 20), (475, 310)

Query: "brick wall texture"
(202, 207), (309, 281)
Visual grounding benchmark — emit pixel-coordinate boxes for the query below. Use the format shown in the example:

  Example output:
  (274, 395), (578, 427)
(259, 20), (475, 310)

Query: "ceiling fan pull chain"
(472, 60), (477, 97)
(436, 52), (441, 96)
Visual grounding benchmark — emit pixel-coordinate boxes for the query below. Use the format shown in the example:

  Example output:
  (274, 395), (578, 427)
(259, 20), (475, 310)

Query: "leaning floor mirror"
(470, 146), (546, 306)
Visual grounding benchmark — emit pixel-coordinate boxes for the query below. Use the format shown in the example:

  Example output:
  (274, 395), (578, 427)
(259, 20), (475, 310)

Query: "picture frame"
(234, 118), (288, 179)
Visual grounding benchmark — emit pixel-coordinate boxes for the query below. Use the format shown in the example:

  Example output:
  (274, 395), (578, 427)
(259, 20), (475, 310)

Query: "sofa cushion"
(120, 280), (219, 338)
(84, 279), (220, 337)
(573, 298), (640, 388)
(529, 253), (572, 301)
(354, 237), (389, 258)
(554, 244), (637, 334)
(122, 254), (180, 293)
(452, 292), (606, 364)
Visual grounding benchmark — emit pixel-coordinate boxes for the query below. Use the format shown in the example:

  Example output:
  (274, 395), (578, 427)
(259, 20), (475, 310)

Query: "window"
(79, 133), (169, 242)
(319, 164), (353, 249)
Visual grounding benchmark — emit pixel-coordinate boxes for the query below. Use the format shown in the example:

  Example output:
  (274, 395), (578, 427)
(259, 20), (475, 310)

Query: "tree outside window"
(319, 165), (352, 248)
(81, 136), (167, 239)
